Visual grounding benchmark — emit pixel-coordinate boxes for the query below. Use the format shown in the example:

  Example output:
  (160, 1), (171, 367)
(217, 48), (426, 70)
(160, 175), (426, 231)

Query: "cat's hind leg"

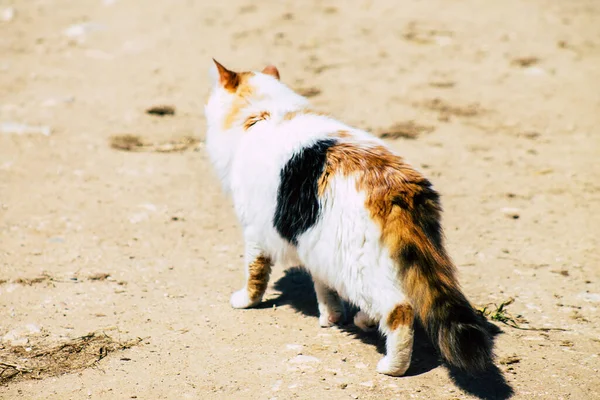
(313, 279), (345, 327)
(353, 311), (378, 332)
(377, 303), (415, 376)
(230, 242), (272, 309)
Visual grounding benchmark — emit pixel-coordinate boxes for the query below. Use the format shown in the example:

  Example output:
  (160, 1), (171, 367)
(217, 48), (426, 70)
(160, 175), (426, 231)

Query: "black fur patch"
(274, 139), (337, 245)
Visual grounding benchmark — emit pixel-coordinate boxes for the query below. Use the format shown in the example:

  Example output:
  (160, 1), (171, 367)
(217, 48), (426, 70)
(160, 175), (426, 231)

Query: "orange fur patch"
(247, 255), (272, 301)
(330, 130), (352, 139)
(243, 111), (271, 130)
(320, 142), (459, 322)
(213, 59), (241, 93)
(262, 65), (280, 80)
(387, 304), (414, 330)
(223, 72), (255, 130)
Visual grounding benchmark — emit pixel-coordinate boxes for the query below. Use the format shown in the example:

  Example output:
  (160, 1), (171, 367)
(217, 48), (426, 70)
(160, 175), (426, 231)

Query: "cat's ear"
(262, 65), (280, 80)
(212, 59), (239, 91)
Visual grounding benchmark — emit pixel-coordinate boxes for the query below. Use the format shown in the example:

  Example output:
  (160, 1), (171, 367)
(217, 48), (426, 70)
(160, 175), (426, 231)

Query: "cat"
(204, 59), (493, 376)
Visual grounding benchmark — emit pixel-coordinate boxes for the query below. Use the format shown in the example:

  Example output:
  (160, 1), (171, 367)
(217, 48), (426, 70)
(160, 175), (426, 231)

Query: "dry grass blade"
(0, 331), (143, 384)
(11, 273), (53, 286)
(109, 134), (201, 153)
(478, 298), (568, 332)
(0, 363), (32, 381)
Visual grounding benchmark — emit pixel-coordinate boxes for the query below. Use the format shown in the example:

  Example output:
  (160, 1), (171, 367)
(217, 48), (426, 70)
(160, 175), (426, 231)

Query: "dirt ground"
(1, 0), (599, 399)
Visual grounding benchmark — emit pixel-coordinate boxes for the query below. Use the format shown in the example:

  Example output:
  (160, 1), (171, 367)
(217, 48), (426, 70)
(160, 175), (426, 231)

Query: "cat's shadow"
(259, 267), (514, 400)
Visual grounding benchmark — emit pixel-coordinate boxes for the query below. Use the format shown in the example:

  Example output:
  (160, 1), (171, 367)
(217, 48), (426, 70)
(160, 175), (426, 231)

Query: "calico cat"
(204, 60), (493, 376)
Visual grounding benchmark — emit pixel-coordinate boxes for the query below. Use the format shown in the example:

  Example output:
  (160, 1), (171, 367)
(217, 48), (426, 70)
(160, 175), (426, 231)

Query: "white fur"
(205, 67), (412, 375)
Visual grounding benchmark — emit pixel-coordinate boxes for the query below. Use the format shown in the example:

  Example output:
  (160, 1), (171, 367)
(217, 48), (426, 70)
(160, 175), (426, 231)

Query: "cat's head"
(204, 60), (309, 132)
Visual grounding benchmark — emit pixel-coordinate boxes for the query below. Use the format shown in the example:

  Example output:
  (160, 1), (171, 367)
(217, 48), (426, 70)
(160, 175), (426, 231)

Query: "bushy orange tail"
(389, 180), (493, 372)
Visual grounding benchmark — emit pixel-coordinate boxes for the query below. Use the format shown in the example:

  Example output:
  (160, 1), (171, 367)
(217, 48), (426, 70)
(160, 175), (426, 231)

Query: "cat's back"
(232, 111), (428, 204)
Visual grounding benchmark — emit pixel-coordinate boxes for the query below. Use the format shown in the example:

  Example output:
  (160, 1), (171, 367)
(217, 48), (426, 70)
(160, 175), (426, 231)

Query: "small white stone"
(41, 96), (75, 107)
(354, 362), (368, 369)
(63, 22), (105, 43)
(579, 292), (600, 303)
(285, 344), (303, 352)
(271, 380), (282, 392)
(25, 324), (41, 334)
(1, 122), (51, 136)
(524, 66), (546, 76)
(289, 355), (320, 364)
(2, 329), (19, 343)
(1, 7), (15, 22)
(128, 212), (148, 224)
(140, 203), (157, 212)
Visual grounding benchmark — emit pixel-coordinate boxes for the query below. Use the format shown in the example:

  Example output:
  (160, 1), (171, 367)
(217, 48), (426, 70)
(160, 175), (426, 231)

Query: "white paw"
(376, 356), (409, 377)
(354, 311), (378, 332)
(230, 289), (257, 309)
(319, 310), (343, 328)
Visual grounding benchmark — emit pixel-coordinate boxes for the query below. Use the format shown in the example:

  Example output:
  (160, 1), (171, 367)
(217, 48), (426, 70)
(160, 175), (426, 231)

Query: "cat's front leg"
(313, 279), (345, 327)
(230, 242), (272, 309)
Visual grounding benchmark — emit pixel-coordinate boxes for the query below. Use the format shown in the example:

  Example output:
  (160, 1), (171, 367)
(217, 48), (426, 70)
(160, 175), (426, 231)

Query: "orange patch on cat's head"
(209, 60), (257, 129)
(212, 59), (254, 93)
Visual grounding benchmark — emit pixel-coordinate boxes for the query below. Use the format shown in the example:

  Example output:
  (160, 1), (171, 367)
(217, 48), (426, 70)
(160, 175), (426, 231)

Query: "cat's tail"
(390, 183), (493, 373)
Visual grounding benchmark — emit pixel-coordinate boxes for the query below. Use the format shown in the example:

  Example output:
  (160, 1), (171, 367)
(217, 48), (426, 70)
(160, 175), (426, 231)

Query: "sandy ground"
(1, 0), (599, 399)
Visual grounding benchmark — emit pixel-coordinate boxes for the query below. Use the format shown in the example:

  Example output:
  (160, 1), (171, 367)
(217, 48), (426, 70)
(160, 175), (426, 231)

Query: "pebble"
(9, 336), (29, 346)
(25, 323), (41, 334)
(128, 212), (149, 224)
(500, 207), (520, 219)
(524, 66), (547, 76)
(85, 49), (114, 60)
(1, 7), (14, 22)
(2, 324), (41, 345)
(1, 122), (51, 136)
(354, 362), (368, 369)
(289, 355), (320, 364)
(285, 343), (303, 353)
(271, 380), (282, 392)
(63, 22), (105, 43)
(579, 292), (600, 303)
(42, 96), (75, 107)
